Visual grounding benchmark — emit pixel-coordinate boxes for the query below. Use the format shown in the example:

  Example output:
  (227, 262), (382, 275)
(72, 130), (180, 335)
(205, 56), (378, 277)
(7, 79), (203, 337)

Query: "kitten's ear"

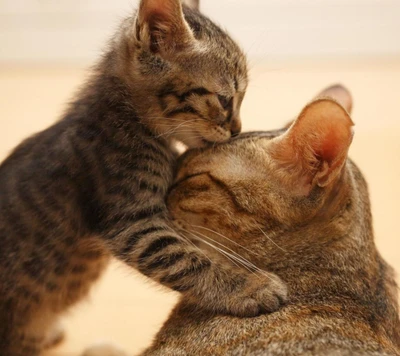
(135, 0), (195, 55)
(315, 84), (353, 114)
(271, 99), (354, 196)
(182, 0), (200, 11)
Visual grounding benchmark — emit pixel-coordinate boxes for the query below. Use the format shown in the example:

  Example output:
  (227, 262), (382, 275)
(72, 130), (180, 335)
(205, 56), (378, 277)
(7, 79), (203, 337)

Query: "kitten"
(0, 0), (287, 354)
(138, 85), (400, 355)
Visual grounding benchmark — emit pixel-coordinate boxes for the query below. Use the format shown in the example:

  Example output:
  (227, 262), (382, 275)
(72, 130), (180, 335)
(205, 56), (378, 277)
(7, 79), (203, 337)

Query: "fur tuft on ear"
(182, 0), (200, 11)
(136, 0), (195, 54)
(271, 99), (354, 196)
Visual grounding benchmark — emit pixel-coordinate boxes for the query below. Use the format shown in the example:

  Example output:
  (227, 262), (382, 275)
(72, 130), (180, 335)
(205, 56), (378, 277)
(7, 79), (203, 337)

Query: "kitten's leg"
(82, 342), (128, 356)
(0, 314), (50, 356)
(103, 213), (287, 317)
(43, 319), (65, 349)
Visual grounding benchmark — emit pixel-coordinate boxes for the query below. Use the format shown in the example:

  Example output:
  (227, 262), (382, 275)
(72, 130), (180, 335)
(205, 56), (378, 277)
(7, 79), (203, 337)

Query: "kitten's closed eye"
(217, 95), (233, 110)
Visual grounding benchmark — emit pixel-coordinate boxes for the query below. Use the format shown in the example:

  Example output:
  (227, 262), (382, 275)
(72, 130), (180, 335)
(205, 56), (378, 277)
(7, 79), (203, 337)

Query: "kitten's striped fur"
(0, 0), (287, 354)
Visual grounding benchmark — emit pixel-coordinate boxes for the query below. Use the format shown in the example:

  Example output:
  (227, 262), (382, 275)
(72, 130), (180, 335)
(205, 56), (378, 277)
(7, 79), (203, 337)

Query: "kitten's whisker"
(163, 224), (213, 264)
(156, 122), (202, 138)
(184, 229), (253, 274)
(180, 232), (213, 265)
(258, 227), (286, 252)
(191, 224), (263, 257)
(186, 228), (269, 278)
(162, 226), (212, 263)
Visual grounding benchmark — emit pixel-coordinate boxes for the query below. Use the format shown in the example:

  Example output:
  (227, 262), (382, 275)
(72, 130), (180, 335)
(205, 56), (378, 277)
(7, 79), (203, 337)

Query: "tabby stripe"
(76, 122), (102, 142)
(139, 180), (162, 193)
(2, 201), (30, 239)
(135, 205), (164, 220)
(23, 255), (44, 280)
(53, 249), (69, 276)
(104, 205), (165, 233)
(14, 287), (41, 304)
(160, 259), (212, 285)
(234, 78), (239, 91)
(98, 160), (164, 181)
(141, 251), (186, 272)
(138, 236), (179, 262)
(140, 141), (171, 163)
(120, 226), (167, 255)
(177, 87), (211, 102)
(166, 105), (198, 117)
(169, 172), (207, 192)
(171, 283), (195, 292)
(158, 86), (210, 101)
(166, 105), (209, 122)
(207, 174), (248, 213)
(17, 181), (59, 230)
(118, 161), (164, 179)
(106, 185), (134, 198)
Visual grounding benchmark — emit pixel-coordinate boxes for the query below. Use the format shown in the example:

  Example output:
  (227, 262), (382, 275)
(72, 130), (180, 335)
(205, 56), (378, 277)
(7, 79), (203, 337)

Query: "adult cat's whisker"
(258, 227), (286, 252)
(191, 225), (263, 257)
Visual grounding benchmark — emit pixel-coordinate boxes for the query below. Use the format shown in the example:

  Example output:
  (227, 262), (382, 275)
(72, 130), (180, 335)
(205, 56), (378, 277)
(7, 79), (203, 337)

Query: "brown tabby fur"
(140, 85), (400, 355)
(0, 0), (288, 354)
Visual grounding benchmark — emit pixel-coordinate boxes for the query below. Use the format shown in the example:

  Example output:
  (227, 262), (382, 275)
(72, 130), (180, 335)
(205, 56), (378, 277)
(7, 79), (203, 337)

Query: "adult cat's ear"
(135, 0), (195, 55)
(182, 0), (200, 11)
(271, 99), (354, 196)
(315, 84), (353, 114)
(283, 84), (352, 129)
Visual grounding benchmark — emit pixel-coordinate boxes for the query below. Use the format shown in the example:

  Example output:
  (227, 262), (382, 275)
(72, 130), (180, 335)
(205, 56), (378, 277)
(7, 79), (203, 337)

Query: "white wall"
(1, 0), (400, 64)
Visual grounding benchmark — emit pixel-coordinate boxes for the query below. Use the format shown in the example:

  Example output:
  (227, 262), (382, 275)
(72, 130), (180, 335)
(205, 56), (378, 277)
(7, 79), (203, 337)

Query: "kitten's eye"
(217, 95), (232, 110)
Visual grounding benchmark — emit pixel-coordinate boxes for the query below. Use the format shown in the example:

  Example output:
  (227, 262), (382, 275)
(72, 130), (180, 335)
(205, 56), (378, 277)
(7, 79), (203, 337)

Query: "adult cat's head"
(108, 0), (247, 147)
(168, 85), (357, 263)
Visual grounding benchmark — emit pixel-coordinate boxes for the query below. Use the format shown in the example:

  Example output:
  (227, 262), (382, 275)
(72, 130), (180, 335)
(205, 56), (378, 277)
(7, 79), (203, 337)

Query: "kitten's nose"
(230, 117), (242, 137)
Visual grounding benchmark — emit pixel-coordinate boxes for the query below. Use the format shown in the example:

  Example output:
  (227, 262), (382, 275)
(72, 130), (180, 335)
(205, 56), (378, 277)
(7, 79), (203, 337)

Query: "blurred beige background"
(0, 1), (400, 355)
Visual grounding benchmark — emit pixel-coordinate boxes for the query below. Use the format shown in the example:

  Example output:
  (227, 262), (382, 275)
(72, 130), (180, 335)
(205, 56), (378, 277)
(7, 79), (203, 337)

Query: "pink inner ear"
(312, 122), (351, 165)
(272, 99), (354, 194)
(141, 0), (179, 25)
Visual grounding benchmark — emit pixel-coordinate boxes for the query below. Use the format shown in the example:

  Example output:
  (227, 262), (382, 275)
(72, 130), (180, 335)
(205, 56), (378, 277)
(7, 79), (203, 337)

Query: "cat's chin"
(178, 136), (210, 149)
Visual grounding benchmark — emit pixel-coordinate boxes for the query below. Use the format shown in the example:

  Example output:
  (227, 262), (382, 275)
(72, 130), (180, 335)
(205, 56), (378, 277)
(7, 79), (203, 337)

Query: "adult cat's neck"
(256, 161), (400, 347)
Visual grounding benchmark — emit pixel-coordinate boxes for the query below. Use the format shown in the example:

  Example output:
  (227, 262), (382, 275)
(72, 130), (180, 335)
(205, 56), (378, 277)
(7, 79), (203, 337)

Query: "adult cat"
(140, 85), (400, 355)
(0, 0), (286, 354)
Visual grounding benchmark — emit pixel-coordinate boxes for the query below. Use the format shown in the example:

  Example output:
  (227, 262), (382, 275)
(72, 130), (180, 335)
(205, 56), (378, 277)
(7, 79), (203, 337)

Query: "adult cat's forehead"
(177, 132), (280, 180)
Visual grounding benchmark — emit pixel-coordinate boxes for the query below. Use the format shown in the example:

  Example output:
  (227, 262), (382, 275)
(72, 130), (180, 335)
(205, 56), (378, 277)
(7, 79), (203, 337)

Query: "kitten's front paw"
(227, 273), (288, 317)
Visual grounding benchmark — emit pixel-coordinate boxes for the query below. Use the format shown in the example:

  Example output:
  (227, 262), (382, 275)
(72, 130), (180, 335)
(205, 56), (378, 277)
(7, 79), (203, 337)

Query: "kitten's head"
(167, 85), (356, 263)
(113, 0), (247, 148)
